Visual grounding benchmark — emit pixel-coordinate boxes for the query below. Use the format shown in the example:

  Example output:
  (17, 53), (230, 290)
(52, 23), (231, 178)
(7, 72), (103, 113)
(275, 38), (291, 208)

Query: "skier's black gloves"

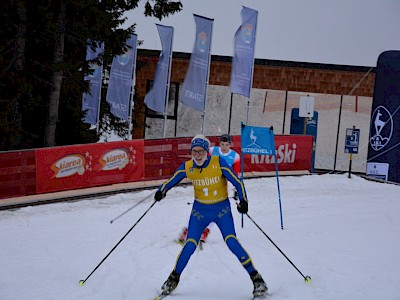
(237, 201), (248, 214)
(154, 190), (166, 201)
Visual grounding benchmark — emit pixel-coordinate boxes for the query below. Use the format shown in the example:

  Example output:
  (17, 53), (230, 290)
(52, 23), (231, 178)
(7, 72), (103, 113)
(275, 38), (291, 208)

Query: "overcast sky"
(126, 0), (400, 67)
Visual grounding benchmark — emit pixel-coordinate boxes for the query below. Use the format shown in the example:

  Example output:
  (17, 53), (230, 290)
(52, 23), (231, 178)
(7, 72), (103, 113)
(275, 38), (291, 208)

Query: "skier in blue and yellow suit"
(154, 134), (268, 298)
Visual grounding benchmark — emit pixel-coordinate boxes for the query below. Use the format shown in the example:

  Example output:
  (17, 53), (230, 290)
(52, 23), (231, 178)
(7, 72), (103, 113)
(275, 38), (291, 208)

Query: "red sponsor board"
(144, 137), (193, 180)
(0, 135), (312, 200)
(36, 140), (144, 193)
(143, 136), (228, 180)
(143, 135), (313, 178)
(0, 150), (36, 199)
(235, 135), (314, 172)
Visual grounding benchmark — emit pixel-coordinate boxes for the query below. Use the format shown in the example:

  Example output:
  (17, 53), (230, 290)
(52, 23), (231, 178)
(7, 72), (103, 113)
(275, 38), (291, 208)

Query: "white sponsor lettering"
(192, 176), (220, 186)
(108, 101), (128, 112)
(52, 155), (85, 178)
(251, 143), (297, 164)
(100, 149), (129, 171)
(184, 90), (204, 102)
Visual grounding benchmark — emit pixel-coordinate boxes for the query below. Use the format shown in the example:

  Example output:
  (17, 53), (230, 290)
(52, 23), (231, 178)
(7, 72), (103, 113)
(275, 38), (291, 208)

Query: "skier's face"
(192, 146), (207, 166)
(220, 141), (231, 154)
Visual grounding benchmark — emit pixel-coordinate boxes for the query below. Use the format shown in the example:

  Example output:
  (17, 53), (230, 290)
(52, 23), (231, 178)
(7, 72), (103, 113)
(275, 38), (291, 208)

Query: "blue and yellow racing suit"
(158, 155), (256, 276)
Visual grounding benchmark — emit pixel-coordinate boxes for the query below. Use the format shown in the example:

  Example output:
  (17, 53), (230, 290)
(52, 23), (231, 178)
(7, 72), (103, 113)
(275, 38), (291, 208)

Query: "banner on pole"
(106, 34), (137, 121)
(367, 50), (400, 183)
(241, 124), (274, 155)
(241, 124), (283, 229)
(82, 42), (104, 125)
(144, 25), (174, 113)
(230, 6), (258, 98)
(179, 14), (213, 111)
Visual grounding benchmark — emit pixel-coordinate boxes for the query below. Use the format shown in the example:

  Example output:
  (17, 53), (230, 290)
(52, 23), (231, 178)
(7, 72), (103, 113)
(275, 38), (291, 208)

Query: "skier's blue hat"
(191, 135), (209, 153)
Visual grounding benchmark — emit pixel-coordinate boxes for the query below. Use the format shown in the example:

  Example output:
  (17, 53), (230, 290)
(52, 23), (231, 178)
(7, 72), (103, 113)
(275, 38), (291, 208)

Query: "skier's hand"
(237, 201), (248, 214)
(154, 190), (166, 201)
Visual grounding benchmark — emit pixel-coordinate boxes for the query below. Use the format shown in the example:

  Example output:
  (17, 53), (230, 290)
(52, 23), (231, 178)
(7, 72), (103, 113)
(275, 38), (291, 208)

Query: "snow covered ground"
(1, 174), (399, 300)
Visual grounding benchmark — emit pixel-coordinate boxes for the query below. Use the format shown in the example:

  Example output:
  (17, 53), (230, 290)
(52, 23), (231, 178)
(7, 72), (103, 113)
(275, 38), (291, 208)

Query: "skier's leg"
(214, 203), (268, 297)
(174, 205), (209, 274)
(214, 202), (256, 274)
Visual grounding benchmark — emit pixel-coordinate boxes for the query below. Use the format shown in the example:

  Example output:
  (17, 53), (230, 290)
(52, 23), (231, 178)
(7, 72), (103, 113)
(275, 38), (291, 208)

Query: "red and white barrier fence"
(0, 135), (313, 200)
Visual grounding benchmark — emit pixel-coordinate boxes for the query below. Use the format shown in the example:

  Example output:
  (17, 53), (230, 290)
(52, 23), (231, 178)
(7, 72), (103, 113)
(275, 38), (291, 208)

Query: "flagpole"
(201, 20), (213, 134)
(228, 92), (233, 134)
(128, 38), (138, 140)
(96, 62), (104, 132)
(95, 86), (101, 133)
(270, 126), (284, 230)
(163, 29), (174, 138)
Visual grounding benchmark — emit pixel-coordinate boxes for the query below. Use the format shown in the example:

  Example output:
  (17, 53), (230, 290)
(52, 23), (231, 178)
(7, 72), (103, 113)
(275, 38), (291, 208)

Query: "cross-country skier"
(177, 134), (240, 245)
(154, 134), (268, 298)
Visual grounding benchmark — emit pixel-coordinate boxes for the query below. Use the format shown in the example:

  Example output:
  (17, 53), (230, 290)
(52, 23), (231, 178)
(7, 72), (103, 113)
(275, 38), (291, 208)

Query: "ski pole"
(79, 200), (158, 286)
(246, 213), (312, 284)
(110, 191), (155, 224)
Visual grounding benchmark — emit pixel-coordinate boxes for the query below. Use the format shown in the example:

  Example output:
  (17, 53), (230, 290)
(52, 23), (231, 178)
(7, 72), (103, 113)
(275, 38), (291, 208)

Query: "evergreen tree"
(0, 0), (182, 150)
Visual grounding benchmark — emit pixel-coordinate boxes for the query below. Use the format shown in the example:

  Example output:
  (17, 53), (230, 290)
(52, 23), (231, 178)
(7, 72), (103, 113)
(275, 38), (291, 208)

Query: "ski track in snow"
(0, 174), (399, 300)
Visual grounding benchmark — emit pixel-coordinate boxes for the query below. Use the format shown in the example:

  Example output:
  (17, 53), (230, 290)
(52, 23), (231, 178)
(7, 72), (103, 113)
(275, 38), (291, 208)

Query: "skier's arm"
(158, 163), (187, 194)
(232, 152), (241, 175)
(208, 146), (214, 156)
(220, 157), (248, 202)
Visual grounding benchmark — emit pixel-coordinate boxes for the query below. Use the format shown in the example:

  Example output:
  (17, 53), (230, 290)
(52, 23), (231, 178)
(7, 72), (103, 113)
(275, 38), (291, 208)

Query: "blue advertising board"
(345, 128), (360, 154)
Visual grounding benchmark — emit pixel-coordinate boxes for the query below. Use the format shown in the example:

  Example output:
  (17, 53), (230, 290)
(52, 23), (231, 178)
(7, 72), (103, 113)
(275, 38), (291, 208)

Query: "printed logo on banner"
(100, 149), (131, 171)
(241, 24), (253, 44)
(369, 105), (393, 151)
(241, 126), (274, 155)
(247, 128), (261, 148)
(117, 51), (130, 66)
(88, 62), (100, 78)
(99, 147), (137, 171)
(366, 162), (389, 180)
(196, 32), (207, 53)
(51, 154), (88, 178)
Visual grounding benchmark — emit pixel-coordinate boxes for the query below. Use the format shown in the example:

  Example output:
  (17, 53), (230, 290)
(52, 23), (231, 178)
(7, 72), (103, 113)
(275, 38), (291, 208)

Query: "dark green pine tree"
(0, 0), (182, 150)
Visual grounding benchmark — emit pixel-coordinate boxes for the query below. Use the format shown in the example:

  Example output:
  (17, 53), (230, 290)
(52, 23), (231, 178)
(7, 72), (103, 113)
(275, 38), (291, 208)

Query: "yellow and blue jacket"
(159, 156), (248, 204)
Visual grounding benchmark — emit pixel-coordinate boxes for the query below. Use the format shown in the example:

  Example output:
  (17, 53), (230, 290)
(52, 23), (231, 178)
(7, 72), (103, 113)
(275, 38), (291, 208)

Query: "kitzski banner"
(179, 14), (213, 111)
(106, 34), (137, 121)
(144, 25), (174, 113)
(82, 41), (104, 125)
(230, 6), (258, 98)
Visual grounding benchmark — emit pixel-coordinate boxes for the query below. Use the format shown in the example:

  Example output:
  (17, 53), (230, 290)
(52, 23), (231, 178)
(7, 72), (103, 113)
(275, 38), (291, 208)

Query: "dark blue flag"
(82, 42), (104, 125)
(144, 25), (174, 113)
(106, 34), (137, 121)
(230, 6), (258, 98)
(367, 51), (400, 183)
(180, 15), (213, 111)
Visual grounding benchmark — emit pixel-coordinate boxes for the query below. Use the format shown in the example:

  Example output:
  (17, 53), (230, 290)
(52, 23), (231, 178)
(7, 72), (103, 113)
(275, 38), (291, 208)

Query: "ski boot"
(250, 271), (268, 298)
(177, 226), (188, 245)
(161, 271), (180, 295)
